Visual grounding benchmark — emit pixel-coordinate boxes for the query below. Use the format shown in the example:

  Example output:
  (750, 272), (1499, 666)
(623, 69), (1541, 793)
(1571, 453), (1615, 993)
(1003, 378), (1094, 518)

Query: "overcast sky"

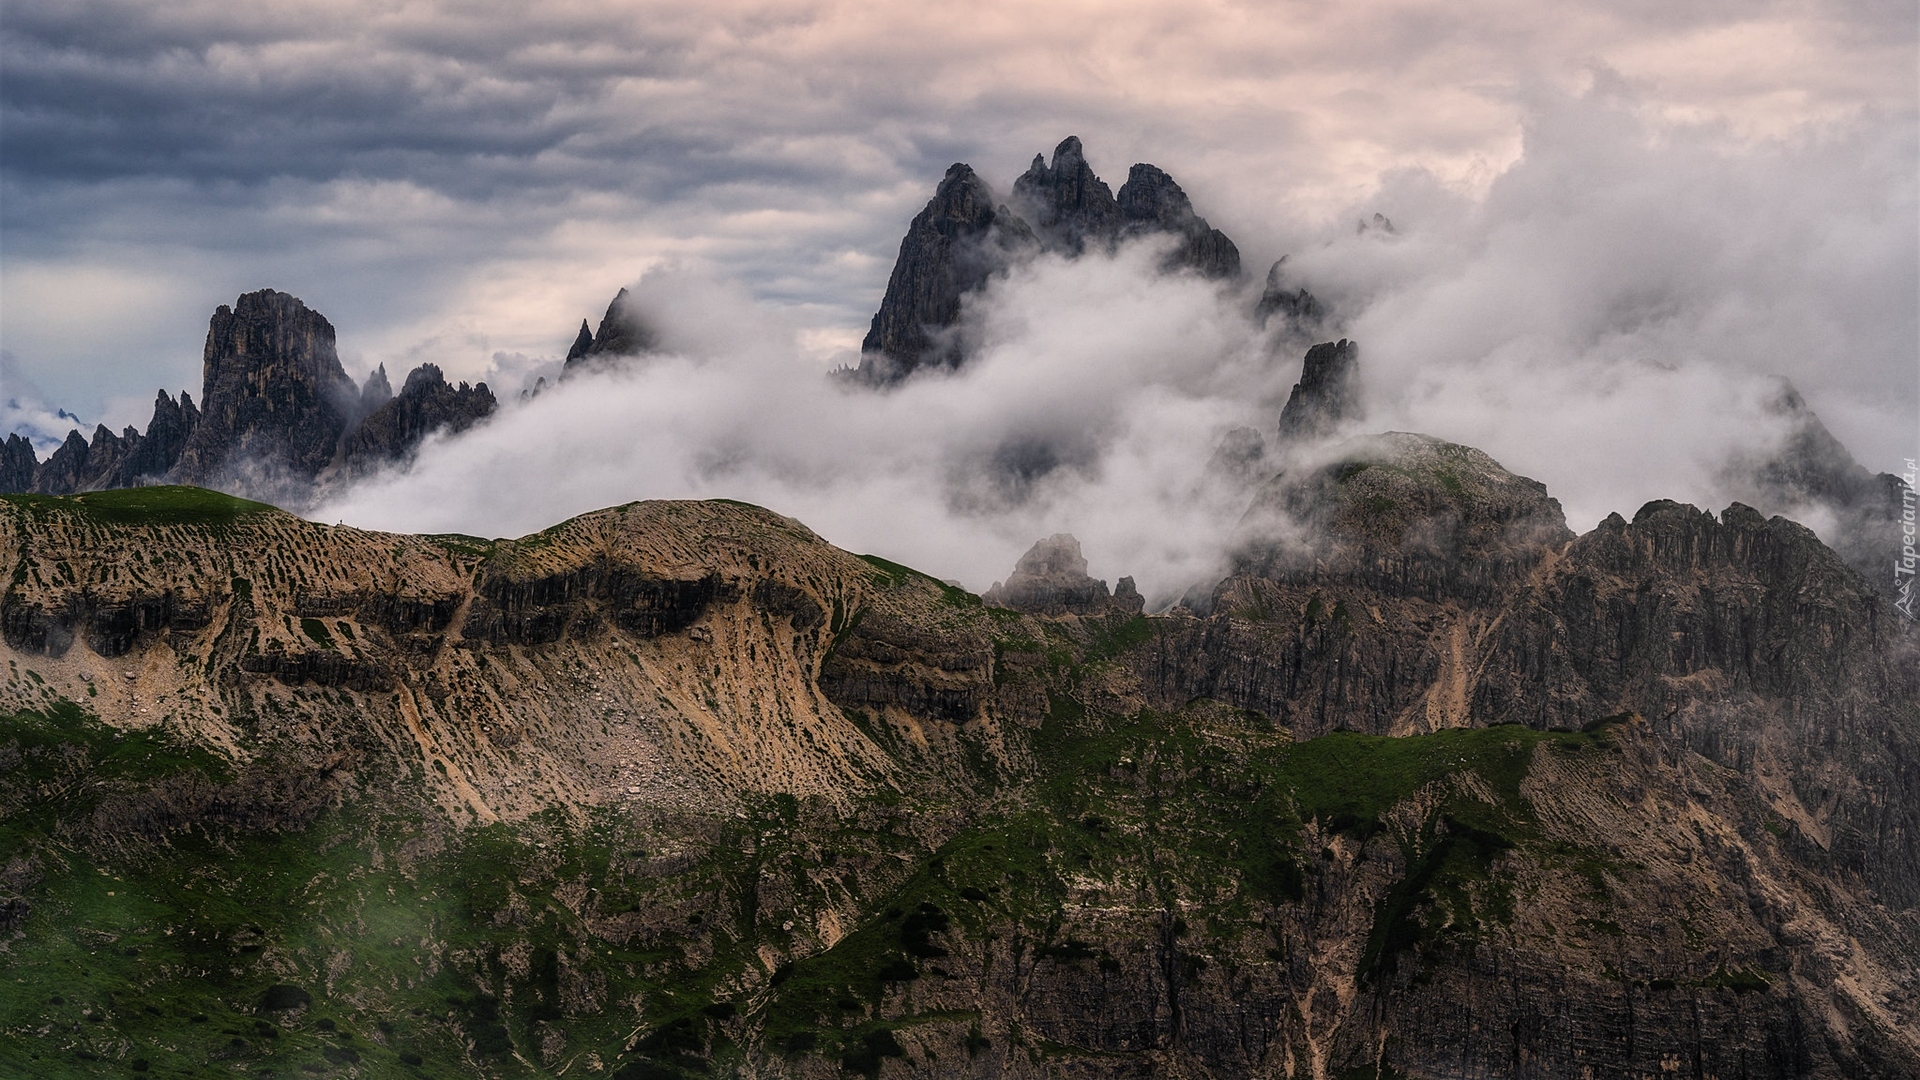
(3, 0), (1916, 575)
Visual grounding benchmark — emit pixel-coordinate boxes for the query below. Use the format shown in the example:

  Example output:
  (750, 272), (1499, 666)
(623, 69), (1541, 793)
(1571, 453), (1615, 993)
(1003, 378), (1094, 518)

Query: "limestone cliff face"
(1255, 256), (1323, 333)
(564, 287), (658, 374)
(1115, 163), (1241, 279)
(1275, 339), (1360, 442)
(851, 164), (1037, 384)
(982, 533), (1140, 616)
(3, 463), (1914, 1078)
(171, 289), (358, 499)
(0, 433), (33, 493)
(9, 391), (199, 496)
(339, 362), (496, 472)
(10, 290), (501, 505)
(853, 137), (1242, 382)
(1012, 136), (1123, 257)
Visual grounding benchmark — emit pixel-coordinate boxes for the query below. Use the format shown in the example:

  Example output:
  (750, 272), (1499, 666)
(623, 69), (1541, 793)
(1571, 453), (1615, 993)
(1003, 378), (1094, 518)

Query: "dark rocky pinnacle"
(1276, 339), (1361, 442)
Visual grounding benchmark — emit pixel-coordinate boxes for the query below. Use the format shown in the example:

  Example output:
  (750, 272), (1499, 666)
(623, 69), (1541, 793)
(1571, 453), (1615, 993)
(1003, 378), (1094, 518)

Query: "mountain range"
(2, 290), (496, 506)
(1, 137), (1917, 1079)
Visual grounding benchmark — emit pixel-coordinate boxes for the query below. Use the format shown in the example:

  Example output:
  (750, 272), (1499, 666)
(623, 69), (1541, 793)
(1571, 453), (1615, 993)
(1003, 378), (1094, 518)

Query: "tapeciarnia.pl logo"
(1896, 458), (1917, 621)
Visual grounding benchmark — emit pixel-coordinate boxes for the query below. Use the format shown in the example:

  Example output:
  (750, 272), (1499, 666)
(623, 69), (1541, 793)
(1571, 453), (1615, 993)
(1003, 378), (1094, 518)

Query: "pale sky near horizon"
(2, 0), (1915, 480)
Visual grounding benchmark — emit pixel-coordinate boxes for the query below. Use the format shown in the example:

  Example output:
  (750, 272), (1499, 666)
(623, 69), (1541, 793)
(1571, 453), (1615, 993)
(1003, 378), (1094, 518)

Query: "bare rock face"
(852, 163), (1037, 384)
(357, 363), (394, 416)
(4, 290), (494, 505)
(1276, 338), (1360, 441)
(1255, 255), (1323, 332)
(560, 288), (660, 378)
(20, 391), (199, 495)
(853, 138), (1243, 383)
(30, 430), (93, 494)
(172, 289), (357, 499)
(1733, 381), (1913, 587)
(1205, 425), (1269, 488)
(1115, 163), (1240, 278)
(0, 434), (34, 493)
(1012, 136), (1122, 257)
(125, 389), (200, 486)
(563, 319), (594, 365)
(340, 363), (497, 473)
(984, 533), (1122, 616)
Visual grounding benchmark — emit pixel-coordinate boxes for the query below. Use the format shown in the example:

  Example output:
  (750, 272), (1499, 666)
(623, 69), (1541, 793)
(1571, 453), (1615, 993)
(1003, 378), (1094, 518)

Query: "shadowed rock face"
(564, 319), (594, 365)
(1115, 163), (1241, 279)
(0, 434), (33, 493)
(7, 290), (502, 505)
(1255, 256), (1323, 332)
(357, 364), (393, 416)
(1012, 136), (1122, 256)
(984, 533), (1140, 616)
(851, 163), (1037, 384)
(172, 289), (357, 499)
(340, 363), (496, 473)
(13, 391), (201, 495)
(1730, 381), (1914, 586)
(850, 137), (1241, 384)
(1276, 339), (1360, 442)
(565, 287), (657, 374)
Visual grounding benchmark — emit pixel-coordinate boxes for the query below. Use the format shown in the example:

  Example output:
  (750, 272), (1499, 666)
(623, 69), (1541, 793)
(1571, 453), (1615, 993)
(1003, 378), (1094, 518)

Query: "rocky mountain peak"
(1012, 135), (1122, 256)
(564, 319), (594, 364)
(1116, 163), (1241, 278)
(359, 363), (394, 415)
(561, 289), (661, 377)
(341, 362), (497, 474)
(172, 289), (356, 499)
(983, 533), (1138, 615)
(853, 138), (1241, 383)
(0, 434), (34, 492)
(1276, 338), (1360, 441)
(1256, 256), (1324, 331)
(850, 163), (1037, 384)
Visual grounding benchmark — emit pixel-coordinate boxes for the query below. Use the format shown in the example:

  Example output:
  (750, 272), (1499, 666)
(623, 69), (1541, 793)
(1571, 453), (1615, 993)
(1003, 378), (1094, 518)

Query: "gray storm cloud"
(314, 90), (1916, 601)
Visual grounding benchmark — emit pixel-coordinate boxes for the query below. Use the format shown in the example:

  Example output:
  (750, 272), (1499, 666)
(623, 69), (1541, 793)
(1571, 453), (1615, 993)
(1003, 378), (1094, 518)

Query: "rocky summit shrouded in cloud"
(1, 290), (497, 507)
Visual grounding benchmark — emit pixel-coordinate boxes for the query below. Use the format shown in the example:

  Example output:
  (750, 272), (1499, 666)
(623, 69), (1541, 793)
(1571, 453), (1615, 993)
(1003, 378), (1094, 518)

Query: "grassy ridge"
(1, 486), (276, 527)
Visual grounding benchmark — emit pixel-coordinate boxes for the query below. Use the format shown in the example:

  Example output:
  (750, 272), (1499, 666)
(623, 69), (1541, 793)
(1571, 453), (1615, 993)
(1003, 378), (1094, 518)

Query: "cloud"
(316, 244), (1279, 606)
(5, 0), (1911, 437)
(313, 86), (1915, 606)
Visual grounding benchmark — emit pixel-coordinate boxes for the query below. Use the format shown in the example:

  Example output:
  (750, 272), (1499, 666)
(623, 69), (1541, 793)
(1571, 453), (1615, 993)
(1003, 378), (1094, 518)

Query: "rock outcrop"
(171, 289), (358, 500)
(357, 363), (393, 416)
(1734, 381), (1912, 585)
(853, 137), (1243, 382)
(562, 288), (656, 375)
(340, 363), (496, 473)
(0, 433), (34, 493)
(983, 533), (1139, 615)
(1255, 255), (1324, 331)
(28, 429), (94, 495)
(1115, 163), (1240, 278)
(850, 164), (1037, 384)
(9, 390), (202, 496)
(563, 319), (594, 365)
(6, 290), (502, 506)
(1275, 338), (1361, 442)
(1011, 136), (1123, 257)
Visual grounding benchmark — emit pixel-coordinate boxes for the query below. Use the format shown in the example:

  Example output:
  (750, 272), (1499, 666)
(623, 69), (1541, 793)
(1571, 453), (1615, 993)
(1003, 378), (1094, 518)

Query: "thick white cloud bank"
(316, 91), (1917, 602)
